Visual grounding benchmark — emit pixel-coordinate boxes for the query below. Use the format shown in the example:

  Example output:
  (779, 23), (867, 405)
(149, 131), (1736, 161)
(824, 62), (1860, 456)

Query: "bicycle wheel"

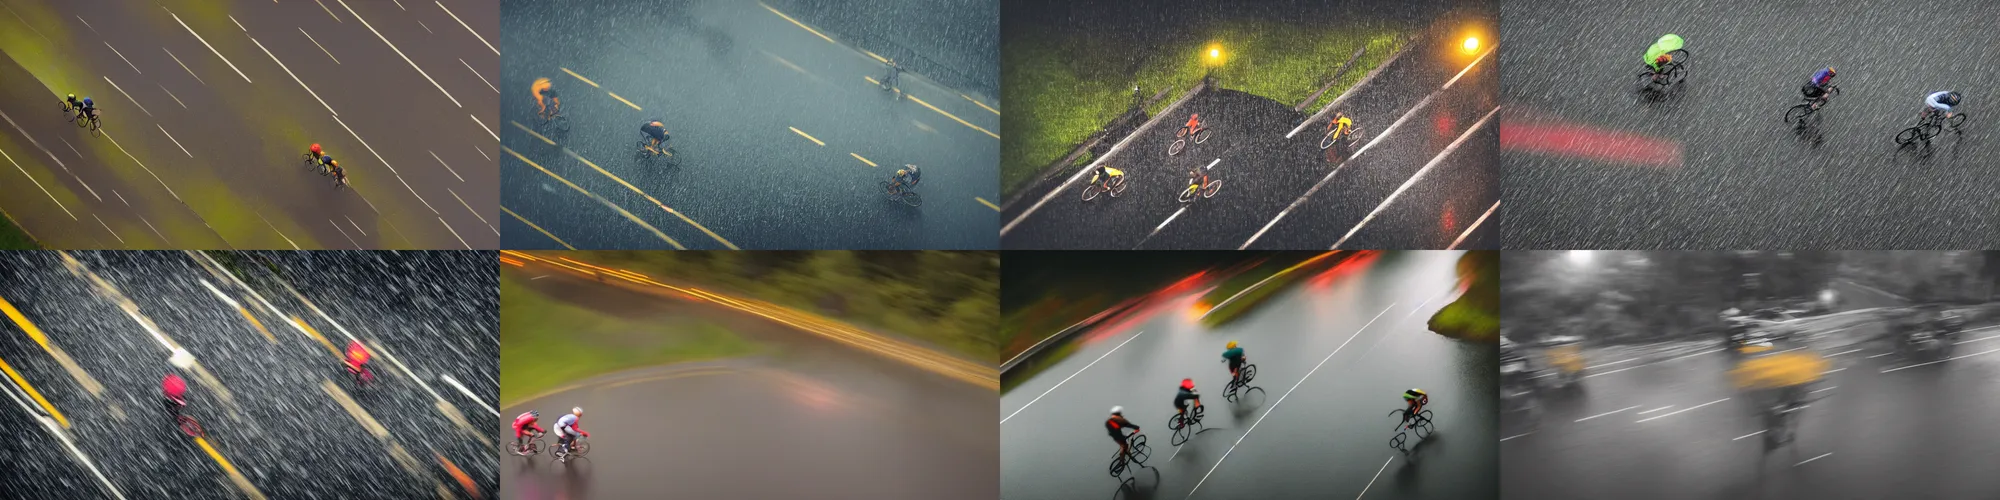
(1129, 434), (1151, 464)
(1082, 183), (1102, 201)
(1948, 113), (1968, 129)
(1241, 364), (1257, 383)
(636, 140), (653, 160)
(1896, 126), (1926, 146)
(1636, 72), (1660, 93)
(1784, 104), (1812, 124)
(1200, 179), (1223, 199)
(1191, 404), (1206, 423)
(1166, 414), (1185, 431)
(1223, 383), (1240, 403)
(1168, 139), (1186, 156)
(89, 117), (102, 135)
(1413, 411), (1435, 439)
(1192, 127), (1212, 145)
(1320, 129), (1336, 150)
(1178, 183), (1198, 203)
(900, 192), (923, 207)
(1825, 85), (1841, 98)
(1109, 455), (1128, 477)
(1390, 431), (1408, 450)
(1107, 176), (1128, 197)
(177, 415), (204, 438)
(574, 440), (590, 457)
(1171, 421), (1192, 446)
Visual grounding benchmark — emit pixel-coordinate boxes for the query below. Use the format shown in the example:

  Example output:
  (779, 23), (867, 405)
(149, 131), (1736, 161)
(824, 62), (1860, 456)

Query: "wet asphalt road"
(1002, 251), (1496, 500)
(499, 258), (998, 499)
(1501, 279), (2000, 499)
(0, 0), (499, 249)
(0, 251), (499, 499)
(1000, 7), (1498, 251)
(1500, 0), (2000, 249)
(498, 0), (1000, 250)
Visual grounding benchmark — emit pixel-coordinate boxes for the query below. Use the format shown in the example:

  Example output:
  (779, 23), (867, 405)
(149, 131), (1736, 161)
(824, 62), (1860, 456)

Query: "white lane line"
(439, 374), (498, 417)
(1186, 305), (1396, 498)
(1955, 332), (2000, 345)
(157, 125), (192, 158)
(471, 115), (498, 141)
(300, 28), (340, 64)
(159, 85), (186, 109)
(102, 131), (185, 202)
(61, 137), (81, 159)
(250, 38), (337, 116)
(312, 0), (342, 21)
(1796, 453), (1832, 466)
(1575, 405), (1642, 423)
(1447, 200), (1498, 249)
(103, 42), (141, 74)
(416, 20), (431, 34)
(1586, 357), (1642, 370)
(0, 148), (78, 220)
(1753, 346), (1808, 358)
(168, 11), (252, 83)
(475, 145), (490, 162)
(92, 214), (124, 245)
(1827, 348), (1863, 357)
(392, 0), (406, 10)
(461, 58), (497, 93)
(1635, 398), (1729, 423)
(103, 77), (151, 117)
(162, 48), (205, 86)
(197, 280), (242, 309)
(226, 14), (245, 32)
(439, 216), (471, 249)
(113, 190), (127, 206)
(140, 217), (166, 244)
(1500, 432), (1533, 442)
(1637, 405), (1674, 415)
(1331, 107), (1498, 249)
(0, 377), (129, 500)
(1583, 364), (1645, 379)
(1146, 158), (1221, 239)
(1732, 430), (1765, 441)
(1352, 456), (1394, 500)
(437, 2), (498, 55)
(332, 115), (443, 217)
(1823, 368), (1846, 374)
(346, 216), (367, 236)
(339, 1), (461, 107)
(1000, 331), (1146, 424)
(1865, 352), (1893, 359)
(430, 150), (464, 181)
(254, 212), (300, 250)
(1881, 346), (2000, 373)
(76, 15), (96, 34)
(449, 188), (497, 236)
(1810, 386), (1837, 394)
(331, 220), (359, 248)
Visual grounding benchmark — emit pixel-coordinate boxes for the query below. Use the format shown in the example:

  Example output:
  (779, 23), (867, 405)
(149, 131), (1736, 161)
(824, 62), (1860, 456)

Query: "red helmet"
(1655, 54), (1672, 64)
(163, 373), (187, 398)
(1181, 378), (1195, 390)
(310, 144), (322, 154)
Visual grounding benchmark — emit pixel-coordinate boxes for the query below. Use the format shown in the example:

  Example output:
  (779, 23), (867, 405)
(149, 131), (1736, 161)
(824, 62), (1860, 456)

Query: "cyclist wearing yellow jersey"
(1329, 112), (1355, 141)
(532, 78), (561, 120)
(1088, 164), (1123, 189)
(1402, 388), (1428, 427)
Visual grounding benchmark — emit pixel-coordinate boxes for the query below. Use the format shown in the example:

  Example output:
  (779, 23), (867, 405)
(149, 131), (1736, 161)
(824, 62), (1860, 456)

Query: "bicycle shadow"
(1112, 466), (1161, 500)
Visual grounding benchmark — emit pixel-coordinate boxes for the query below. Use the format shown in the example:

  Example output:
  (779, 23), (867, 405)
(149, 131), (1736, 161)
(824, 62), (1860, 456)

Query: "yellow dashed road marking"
(760, 2), (836, 44)
(0, 295), (102, 398)
(963, 94), (1000, 115)
(560, 67), (599, 88)
(976, 197), (999, 211)
(502, 206), (576, 250)
(850, 152), (877, 167)
(0, 355), (68, 428)
(237, 307), (275, 343)
(502, 146), (686, 249)
(607, 92), (642, 111)
(789, 127), (824, 146)
(293, 316), (340, 357)
(195, 437), (268, 500)
(507, 121), (556, 146)
(909, 95), (999, 139)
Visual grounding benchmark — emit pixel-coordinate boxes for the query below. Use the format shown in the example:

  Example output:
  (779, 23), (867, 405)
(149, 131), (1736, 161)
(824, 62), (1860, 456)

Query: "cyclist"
(1088, 164), (1124, 191)
(1401, 388), (1429, 427)
(898, 164), (921, 187)
(1105, 406), (1141, 460)
(882, 58), (902, 90)
(1801, 67), (1835, 103)
(639, 119), (670, 153)
(1221, 341), (1246, 385)
(1173, 378), (1202, 421)
(65, 93), (83, 112)
(163, 372), (188, 418)
(329, 161), (348, 186)
(74, 97), (98, 124)
(887, 168), (915, 196)
(1643, 34), (1684, 78)
(1924, 91), (1962, 122)
(532, 78), (560, 120)
(554, 406), (589, 457)
(1328, 112), (1355, 142)
(308, 143), (325, 162)
(511, 410), (546, 454)
(343, 339), (371, 383)
(1184, 113), (1203, 134)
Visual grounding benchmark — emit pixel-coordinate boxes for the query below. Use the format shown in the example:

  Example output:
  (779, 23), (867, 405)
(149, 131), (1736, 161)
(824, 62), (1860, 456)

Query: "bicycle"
(1222, 363), (1258, 402)
(1108, 432), (1152, 478)
(1896, 109), (1968, 146)
(879, 64), (903, 100)
(302, 153), (327, 173)
(346, 363), (373, 387)
(75, 111), (103, 135)
(1167, 404), (1205, 446)
(1635, 49), (1690, 93)
(165, 396), (204, 438)
(880, 180), (923, 207)
(1177, 171), (1222, 203)
(1784, 85), (1840, 126)
(537, 104), (570, 135)
(1167, 122), (1213, 156)
(635, 138), (677, 162)
(554, 435), (590, 463)
(506, 429), (547, 457)
(1388, 408), (1434, 451)
(1080, 169), (1128, 201)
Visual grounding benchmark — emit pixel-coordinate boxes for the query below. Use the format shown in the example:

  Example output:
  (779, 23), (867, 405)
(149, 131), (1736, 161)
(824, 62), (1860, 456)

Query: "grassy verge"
(1002, 22), (1403, 197)
(0, 212), (38, 249)
(499, 272), (760, 406)
(1197, 254), (1335, 327)
(1001, 292), (1117, 362)
(1428, 252), (1499, 342)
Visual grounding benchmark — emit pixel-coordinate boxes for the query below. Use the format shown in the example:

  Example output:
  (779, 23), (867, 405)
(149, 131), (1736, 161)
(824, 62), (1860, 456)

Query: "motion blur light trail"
(1500, 115), (1684, 168)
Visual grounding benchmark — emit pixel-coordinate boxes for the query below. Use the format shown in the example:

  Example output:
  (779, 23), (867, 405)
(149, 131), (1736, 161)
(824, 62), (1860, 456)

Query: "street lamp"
(1463, 36), (1480, 52)
(1567, 250), (1594, 266)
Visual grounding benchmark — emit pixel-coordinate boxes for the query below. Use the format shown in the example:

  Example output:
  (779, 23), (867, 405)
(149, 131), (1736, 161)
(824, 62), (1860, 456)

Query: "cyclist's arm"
(1927, 92), (1952, 111)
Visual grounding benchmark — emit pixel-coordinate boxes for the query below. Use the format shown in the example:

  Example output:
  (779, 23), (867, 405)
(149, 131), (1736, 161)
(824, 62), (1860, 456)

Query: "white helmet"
(1109, 406), (1123, 416)
(572, 407), (583, 416)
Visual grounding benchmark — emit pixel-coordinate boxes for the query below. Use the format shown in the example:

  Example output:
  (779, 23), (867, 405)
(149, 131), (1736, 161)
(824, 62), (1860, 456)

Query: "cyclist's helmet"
(1181, 378), (1195, 390)
(1826, 67), (1835, 76)
(896, 169), (908, 177)
(329, 160), (339, 168)
(1655, 54), (1672, 65)
(1404, 388), (1426, 400)
(82, 97), (93, 106)
(572, 407), (583, 416)
(67, 93), (74, 100)
(310, 144), (323, 154)
(1945, 92), (1963, 106)
(1110, 406), (1123, 416)
(530, 410), (540, 418)
(1226, 341), (1238, 349)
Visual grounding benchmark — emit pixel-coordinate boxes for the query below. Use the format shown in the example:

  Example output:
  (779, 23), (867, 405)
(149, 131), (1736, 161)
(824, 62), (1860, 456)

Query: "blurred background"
(1501, 251), (2000, 499)
(0, 251), (498, 499)
(497, 250), (997, 499)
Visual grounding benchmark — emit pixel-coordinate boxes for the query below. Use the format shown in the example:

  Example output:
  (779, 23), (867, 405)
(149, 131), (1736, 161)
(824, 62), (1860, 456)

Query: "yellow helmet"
(896, 169), (908, 176)
(1226, 341), (1237, 349)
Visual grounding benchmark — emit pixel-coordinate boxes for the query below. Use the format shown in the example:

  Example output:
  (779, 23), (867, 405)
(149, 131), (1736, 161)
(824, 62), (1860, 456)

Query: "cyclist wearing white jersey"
(554, 407), (590, 456)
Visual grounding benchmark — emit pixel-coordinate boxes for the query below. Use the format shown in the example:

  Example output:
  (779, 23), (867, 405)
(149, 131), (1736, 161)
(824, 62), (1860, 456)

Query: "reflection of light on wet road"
(1499, 114), (1683, 168)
